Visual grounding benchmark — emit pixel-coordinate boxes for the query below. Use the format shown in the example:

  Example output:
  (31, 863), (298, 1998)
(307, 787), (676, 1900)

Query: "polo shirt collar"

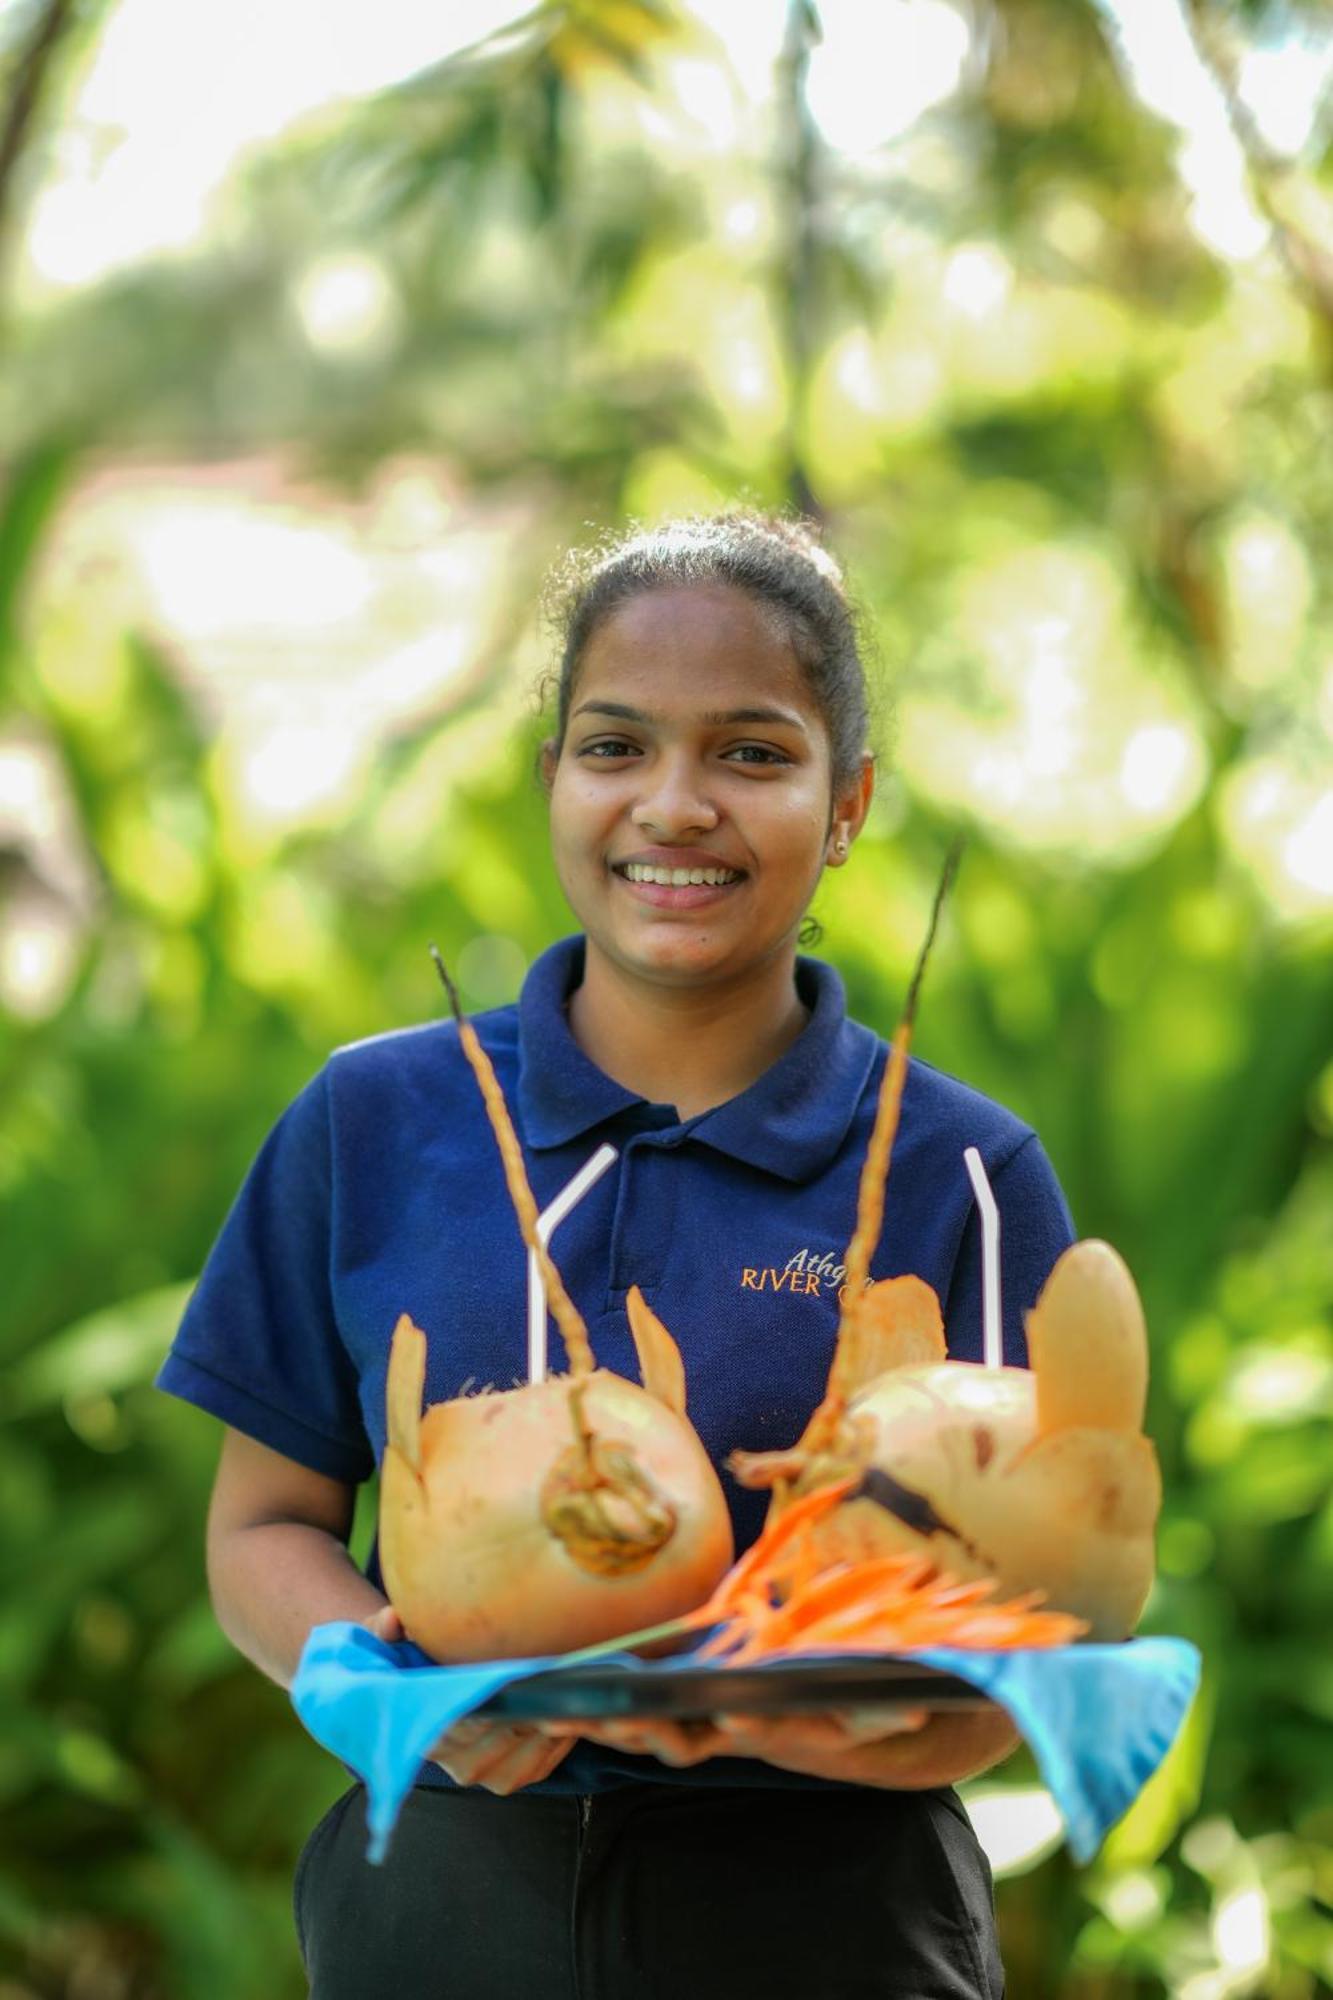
(516, 935), (879, 1184)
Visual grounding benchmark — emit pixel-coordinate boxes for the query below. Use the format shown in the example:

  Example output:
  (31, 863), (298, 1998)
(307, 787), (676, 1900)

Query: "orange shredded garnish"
(690, 1479), (858, 1624)
(682, 1464), (1087, 1662)
(708, 1550), (1086, 1662)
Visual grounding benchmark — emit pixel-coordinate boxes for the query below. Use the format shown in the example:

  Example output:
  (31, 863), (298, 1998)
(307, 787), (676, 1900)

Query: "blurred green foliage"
(1, 0), (1331, 1994)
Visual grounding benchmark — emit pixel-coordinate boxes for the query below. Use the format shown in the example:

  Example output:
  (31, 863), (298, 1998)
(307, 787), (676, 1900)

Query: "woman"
(158, 514), (1074, 1998)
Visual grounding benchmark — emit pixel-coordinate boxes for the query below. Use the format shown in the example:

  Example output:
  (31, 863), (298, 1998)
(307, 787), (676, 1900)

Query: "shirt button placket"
(605, 1136), (676, 1305)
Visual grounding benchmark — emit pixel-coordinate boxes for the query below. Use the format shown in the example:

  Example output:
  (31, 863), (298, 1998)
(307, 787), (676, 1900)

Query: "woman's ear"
(826, 754), (875, 865)
(538, 737), (559, 793)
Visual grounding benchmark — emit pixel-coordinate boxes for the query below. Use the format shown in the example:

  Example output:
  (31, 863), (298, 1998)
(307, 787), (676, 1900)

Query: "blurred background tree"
(0, 0), (1330, 1993)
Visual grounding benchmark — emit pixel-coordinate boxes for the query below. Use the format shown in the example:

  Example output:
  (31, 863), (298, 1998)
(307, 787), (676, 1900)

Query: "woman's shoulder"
(901, 1051), (1035, 1158)
(837, 1022), (1041, 1183)
(293, 1003), (522, 1157)
(815, 961), (1035, 1173)
(326, 1000), (520, 1092)
(860, 1045), (1073, 1249)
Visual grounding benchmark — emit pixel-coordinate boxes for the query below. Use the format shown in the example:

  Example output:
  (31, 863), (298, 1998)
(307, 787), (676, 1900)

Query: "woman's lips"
(610, 866), (746, 911)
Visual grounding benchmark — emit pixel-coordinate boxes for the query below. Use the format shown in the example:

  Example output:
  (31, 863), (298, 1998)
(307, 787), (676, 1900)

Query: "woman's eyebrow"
(571, 699), (808, 730)
(702, 706), (808, 730)
(571, 700), (653, 722)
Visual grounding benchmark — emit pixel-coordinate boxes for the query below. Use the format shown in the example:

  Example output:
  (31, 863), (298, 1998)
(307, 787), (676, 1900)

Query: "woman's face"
(546, 583), (870, 991)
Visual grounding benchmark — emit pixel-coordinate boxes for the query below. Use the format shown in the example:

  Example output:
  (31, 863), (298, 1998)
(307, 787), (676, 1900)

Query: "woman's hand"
(709, 1707), (935, 1786)
(362, 1604), (573, 1797)
(426, 1715), (574, 1795)
(541, 1701), (1019, 1789)
(538, 1702), (927, 1779)
(540, 1713), (729, 1769)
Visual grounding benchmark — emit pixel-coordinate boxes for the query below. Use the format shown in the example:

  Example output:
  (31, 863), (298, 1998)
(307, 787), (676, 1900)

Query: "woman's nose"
(630, 754), (719, 838)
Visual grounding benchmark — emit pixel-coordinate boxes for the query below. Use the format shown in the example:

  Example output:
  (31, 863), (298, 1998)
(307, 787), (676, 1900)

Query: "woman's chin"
(626, 932), (736, 982)
(588, 917), (745, 987)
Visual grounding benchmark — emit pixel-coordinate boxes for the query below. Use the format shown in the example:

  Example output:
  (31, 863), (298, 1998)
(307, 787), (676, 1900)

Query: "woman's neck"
(567, 942), (810, 1122)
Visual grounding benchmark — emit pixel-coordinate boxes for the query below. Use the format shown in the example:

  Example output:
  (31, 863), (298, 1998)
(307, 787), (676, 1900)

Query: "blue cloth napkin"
(292, 1624), (1200, 1865)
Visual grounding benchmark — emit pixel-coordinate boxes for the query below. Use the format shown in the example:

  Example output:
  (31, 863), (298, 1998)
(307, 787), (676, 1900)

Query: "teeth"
(622, 863), (739, 887)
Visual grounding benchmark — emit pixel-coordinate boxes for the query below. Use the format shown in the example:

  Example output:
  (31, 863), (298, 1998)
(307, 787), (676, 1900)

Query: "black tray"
(479, 1657), (991, 1721)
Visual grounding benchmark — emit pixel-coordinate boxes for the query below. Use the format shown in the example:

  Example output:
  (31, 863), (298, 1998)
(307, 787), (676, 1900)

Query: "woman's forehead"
(577, 583), (813, 714)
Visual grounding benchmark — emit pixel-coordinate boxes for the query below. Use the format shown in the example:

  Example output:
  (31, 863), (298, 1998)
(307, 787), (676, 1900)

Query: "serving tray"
(478, 1656), (991, 1720)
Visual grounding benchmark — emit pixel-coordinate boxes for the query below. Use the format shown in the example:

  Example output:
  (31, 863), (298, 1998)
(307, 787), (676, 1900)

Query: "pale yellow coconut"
(732, 1243), (1161, 1642)
(380, 1288), (734, 1662)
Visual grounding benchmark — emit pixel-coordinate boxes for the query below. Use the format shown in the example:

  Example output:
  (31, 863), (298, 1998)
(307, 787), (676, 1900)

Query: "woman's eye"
(724, 744), (792, 766)
(578, 738), (641, 760)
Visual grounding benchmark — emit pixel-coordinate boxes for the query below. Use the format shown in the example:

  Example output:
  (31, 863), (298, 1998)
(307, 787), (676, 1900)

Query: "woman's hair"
(543, 512), (873, 793)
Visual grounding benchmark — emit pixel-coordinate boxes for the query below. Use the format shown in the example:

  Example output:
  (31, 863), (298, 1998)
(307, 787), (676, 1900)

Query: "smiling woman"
(540, 518), (874, 1118)
(159, 510), (1076, 1999)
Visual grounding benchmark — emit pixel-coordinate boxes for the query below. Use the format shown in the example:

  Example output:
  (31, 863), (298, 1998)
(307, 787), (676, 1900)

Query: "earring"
(833, 836), (849, 859)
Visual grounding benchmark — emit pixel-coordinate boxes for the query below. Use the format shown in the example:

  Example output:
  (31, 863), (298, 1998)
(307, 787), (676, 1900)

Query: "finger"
(712, 1714), (862, 1758)
(617, 1719), (722, 1768)
(548, 1716), (640, 1749)
(547, 1715), (684, 1762)
(713, 1705), (927, 1742)
(473, 1735), (572, 1797)
(434, 1715), (500, 1752)
(362, 1604), (406, 1643)
(830, 1705), (930, 1741)
(474, 1730), (569, 1793)
(430, 1719), (532, 1776)
(710, 1715), (784, 1757)
(433, 1727), (547, 1789)
(537, 1712), (723, 1766)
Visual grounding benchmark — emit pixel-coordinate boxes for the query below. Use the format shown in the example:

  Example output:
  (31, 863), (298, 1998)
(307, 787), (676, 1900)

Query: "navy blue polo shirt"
(159, 934), (1074, 1795)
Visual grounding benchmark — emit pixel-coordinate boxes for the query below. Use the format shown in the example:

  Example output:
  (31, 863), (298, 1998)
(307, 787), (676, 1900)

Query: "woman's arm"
(207, 1429), (572, 1794)
(205, 1428), (387, 1690)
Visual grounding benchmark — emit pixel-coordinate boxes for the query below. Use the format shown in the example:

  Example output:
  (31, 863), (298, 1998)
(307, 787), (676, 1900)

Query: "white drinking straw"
(527, 1143), (619, 1383)
(963, 1145), (1003, 1371)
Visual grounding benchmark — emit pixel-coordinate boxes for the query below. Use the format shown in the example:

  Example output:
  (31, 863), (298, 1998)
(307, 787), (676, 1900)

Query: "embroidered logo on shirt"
(739, 1246), (848, 1302)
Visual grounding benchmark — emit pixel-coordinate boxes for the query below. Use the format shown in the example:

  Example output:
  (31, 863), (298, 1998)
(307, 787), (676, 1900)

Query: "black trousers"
(294, 1781), (1004, 1999)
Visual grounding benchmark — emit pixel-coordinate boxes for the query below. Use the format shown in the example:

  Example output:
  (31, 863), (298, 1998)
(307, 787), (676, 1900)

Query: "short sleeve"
(155, 1069), (374, 1482)
(943, 1133), (1076, 1367)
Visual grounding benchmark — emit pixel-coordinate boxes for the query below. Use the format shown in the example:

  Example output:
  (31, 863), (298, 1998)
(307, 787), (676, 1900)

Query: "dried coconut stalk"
(821, 842), (963, 1420)
(431, 946), (595, 1378)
